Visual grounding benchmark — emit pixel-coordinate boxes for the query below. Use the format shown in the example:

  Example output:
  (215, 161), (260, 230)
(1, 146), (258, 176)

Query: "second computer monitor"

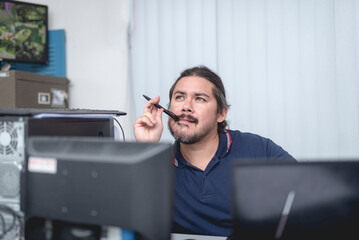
(22, 137), (174, 240)
(231, 161), (359, 240)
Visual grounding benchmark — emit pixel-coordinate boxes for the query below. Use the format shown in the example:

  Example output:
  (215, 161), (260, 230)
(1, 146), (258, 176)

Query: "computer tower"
(0, 115), (115, 239)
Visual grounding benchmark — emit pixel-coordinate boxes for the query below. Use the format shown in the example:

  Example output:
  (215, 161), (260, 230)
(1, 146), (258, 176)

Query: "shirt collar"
(216, 129), (232, 157)
(172, 129), (232, 168)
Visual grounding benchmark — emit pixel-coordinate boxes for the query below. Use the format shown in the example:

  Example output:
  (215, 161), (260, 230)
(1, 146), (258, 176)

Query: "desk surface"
(171, 233), (227, 240)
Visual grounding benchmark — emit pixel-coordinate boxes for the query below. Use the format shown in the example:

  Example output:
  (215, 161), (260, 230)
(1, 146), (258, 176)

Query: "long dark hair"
(169, 65), (230, 130)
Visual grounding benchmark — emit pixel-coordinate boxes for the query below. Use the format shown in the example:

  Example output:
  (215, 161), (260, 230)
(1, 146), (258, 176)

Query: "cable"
(0, 204), (21, 239)
(0, 213), (6, 236)
(113, 117), (126, 142)
(13, 214), (23, 240)
(0, 205), (16, 239)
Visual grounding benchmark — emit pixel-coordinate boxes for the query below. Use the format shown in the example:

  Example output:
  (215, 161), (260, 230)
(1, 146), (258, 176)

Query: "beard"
(168, 113), (217, 144)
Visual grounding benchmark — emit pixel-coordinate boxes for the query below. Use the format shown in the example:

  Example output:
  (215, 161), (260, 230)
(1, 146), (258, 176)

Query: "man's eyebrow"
(174, 90), (186, 95)
(194, 93), (210, 98)
(173, 91), (210, 98)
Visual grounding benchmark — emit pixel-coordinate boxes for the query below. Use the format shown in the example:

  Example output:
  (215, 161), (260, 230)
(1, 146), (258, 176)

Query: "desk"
(171, 233), (227, 240)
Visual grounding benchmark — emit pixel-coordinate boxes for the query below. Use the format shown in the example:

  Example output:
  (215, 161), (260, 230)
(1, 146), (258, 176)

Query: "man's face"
(168, 76), (226, 144)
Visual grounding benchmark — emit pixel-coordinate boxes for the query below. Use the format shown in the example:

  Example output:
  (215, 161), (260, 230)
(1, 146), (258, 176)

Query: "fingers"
(143, 95), (161, 114)
(134, 96), (164, 142)
(143, 111), (158, 126)
(137, 109), (163, 126)
(134, 102), (164, 129)
(155, 108), (164, 122)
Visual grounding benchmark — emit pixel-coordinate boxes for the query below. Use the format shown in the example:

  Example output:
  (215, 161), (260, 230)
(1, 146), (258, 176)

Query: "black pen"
(143, 94), (179, 121)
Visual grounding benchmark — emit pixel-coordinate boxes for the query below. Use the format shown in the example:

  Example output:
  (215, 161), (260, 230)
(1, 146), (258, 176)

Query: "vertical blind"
(129, 0), (359, 160)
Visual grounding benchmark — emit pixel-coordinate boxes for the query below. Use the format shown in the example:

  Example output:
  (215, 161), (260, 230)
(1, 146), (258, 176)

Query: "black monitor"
(231, 161), (359, 240)
(0, 0), (48, 64)
(21, 137), (174, 240)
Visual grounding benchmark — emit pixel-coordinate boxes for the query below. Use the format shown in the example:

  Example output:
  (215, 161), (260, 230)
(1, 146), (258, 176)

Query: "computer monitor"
(21, 137), (174, 240)
(231, 161), (359, 240)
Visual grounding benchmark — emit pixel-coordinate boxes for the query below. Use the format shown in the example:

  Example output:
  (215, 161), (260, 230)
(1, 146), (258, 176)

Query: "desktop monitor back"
(231, 161), (359, 240)
(22, 137), (174, 240)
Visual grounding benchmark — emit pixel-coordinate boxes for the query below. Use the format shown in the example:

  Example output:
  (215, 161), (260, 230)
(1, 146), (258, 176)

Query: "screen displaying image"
(0, 1), (48, 64)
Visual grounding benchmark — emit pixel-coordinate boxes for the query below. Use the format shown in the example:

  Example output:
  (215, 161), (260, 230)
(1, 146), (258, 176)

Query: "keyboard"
(0, 108), (127, 116)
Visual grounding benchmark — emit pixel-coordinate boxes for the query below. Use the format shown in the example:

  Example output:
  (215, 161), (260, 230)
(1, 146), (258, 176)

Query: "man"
(134, 66), (295, 237)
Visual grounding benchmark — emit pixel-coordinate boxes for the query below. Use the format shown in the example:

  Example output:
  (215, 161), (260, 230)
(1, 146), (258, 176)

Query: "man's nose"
(182, 99), (193, 112)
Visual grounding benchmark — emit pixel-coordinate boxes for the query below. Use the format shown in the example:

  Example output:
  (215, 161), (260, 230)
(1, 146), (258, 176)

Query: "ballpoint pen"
(143, 94), (179, 121)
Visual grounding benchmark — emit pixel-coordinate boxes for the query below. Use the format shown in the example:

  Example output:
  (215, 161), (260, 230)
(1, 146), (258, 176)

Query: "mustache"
(178, 114), (198, 124)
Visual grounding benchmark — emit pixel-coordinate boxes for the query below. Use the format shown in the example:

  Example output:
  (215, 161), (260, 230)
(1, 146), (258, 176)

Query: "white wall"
(27, 0), (132, 140)
(130, 0), (359, 160)
(23, 0), (359, 158)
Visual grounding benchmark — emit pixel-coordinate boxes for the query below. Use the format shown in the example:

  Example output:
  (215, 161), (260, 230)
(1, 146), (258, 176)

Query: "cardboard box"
(0, 70), (69, 108)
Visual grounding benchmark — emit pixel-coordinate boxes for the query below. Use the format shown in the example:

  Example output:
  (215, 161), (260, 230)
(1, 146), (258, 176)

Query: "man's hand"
(133, 96), (164, 142)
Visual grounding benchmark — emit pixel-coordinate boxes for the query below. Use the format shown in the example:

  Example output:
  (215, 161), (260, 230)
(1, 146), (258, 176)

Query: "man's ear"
(217, 107), (228, 123)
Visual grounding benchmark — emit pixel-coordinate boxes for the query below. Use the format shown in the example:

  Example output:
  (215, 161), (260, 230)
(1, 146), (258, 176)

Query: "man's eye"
(196, 97), (205, 102)
(175, 96), (184, 100)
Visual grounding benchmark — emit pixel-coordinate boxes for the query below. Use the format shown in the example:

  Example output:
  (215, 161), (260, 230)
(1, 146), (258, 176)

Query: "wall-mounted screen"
(0, 0), (48, 64)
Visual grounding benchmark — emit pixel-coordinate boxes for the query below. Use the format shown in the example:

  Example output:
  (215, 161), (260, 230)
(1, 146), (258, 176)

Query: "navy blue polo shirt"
(172, 129), (295, 236)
